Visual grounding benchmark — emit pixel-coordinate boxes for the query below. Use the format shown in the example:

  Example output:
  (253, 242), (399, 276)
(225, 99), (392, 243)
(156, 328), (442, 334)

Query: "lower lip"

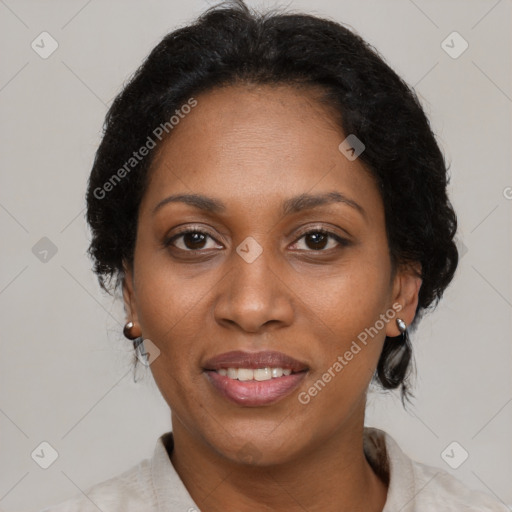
(204, 370), (307, 407)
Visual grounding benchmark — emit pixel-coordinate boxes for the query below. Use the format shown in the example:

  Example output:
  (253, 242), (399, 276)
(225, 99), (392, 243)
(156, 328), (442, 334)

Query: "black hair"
(86, 0), (458, 406)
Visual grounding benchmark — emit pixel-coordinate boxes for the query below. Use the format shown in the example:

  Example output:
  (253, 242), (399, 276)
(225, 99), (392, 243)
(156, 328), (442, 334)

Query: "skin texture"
(122, 83), (422, 512)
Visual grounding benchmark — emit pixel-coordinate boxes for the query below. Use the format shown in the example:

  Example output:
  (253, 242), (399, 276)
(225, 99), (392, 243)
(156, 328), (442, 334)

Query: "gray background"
(0, 0), (511, 510)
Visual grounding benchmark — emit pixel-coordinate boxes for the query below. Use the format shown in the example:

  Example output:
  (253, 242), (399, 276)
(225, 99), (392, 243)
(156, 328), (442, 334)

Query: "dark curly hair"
(85, 0), (458, 405)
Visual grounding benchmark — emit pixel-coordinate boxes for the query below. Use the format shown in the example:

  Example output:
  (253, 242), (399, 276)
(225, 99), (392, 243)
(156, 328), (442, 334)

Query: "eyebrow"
(152, 193), (225, 215)
(282, 191), (366, 219)
(152, 191), (366, 219)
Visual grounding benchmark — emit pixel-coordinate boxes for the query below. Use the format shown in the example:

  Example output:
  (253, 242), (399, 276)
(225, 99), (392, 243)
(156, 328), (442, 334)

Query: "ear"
(122, 260), (139, 324)
(386, 261), (422, 337)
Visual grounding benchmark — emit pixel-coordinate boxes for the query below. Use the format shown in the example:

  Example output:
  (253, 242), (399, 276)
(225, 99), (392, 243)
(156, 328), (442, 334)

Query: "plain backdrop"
(0, 0), (511, 510)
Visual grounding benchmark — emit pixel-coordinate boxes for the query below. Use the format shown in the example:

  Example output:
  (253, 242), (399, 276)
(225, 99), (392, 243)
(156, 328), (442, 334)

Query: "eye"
(291, 228), (350, 251)
(164, 226), (350, 254)
(164, 228), (223, 251)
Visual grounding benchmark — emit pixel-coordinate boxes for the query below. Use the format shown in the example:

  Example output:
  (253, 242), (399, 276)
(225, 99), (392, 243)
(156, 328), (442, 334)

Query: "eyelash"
(163, 226), (350, 253)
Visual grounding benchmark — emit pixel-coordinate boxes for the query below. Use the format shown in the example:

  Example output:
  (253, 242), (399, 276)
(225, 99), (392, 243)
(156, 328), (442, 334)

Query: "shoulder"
(363, 427), (509, 512)
(37, 430), (199, 512)
(408, 457), (508, 511)
(37, 458), (154, 512)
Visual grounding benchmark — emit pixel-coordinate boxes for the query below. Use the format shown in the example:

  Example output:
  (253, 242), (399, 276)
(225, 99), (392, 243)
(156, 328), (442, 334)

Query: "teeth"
(271, 367), (283, 378)
(254, 368), (272, 381)
(237, 369), (254, 381)
(216, 367), (295, 381)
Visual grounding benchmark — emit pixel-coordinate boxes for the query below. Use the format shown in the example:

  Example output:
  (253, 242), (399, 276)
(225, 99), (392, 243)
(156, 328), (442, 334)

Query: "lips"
(203, 350), (309, 407)
(203, 350), (309, 372)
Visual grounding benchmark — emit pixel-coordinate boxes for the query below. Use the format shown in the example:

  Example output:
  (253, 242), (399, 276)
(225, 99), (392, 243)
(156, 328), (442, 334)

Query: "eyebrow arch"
(282, 191), (366, 219)
(152, 191), (366, 219)
(152, 193), (226, 216)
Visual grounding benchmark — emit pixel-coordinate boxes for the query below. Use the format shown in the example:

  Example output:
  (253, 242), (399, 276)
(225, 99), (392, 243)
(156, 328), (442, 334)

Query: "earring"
(123, 321), (141, 340)
(396, 318), (407, 334)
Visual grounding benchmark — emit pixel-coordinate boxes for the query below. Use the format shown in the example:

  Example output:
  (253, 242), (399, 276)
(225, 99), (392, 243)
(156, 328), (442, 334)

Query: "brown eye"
(304, 232), (329, 250)
(292, 229), (350, 252)
(165, 230), (222, 251)
(181, 232), (207, 250)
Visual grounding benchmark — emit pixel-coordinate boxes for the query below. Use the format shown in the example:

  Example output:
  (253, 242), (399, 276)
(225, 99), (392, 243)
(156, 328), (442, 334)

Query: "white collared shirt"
(39, 427), (508, 511)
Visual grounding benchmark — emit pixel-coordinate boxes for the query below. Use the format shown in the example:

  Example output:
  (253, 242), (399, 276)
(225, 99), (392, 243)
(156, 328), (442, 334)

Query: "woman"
(40, 1), (507, 510)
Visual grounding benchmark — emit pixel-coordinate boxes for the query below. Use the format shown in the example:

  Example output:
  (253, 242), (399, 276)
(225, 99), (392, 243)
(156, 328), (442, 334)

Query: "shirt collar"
(151, 431), (200, 511)
(150, 426), (413, 511)
(363, 426), (417, 511)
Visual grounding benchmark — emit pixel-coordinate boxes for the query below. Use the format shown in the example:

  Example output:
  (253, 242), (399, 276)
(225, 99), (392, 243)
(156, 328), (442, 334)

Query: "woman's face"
(123, 84), (421, 464)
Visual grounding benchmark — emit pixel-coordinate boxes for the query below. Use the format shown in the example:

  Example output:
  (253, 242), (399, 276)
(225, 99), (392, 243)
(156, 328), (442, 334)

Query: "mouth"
(209, 366), (298, 380)
(203, 350), (309, 407)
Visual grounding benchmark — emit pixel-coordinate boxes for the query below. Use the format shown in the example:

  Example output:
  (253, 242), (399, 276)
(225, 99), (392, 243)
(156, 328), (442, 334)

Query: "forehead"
(142, 84), (381, 219)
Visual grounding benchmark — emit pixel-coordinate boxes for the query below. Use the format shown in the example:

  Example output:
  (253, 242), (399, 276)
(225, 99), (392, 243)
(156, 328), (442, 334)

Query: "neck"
(169, 408), (388, 512)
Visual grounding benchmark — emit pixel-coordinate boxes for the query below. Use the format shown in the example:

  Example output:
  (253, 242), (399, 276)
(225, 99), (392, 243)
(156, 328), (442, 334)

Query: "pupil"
(185, 232), (206, 249)
(308, 232), (327, 250)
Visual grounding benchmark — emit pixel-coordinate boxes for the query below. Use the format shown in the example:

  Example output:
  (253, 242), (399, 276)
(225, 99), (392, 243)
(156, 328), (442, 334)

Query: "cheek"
(298, 252), (391, 343)
(131, 266), (212, 413)
(131, 249), (199, 354)
(294, 253), (391, 389)
(135, 272), (207, 357)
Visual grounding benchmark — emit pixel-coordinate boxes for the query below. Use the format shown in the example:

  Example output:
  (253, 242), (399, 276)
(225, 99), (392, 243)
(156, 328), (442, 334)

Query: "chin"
(206, 427), (305, 467)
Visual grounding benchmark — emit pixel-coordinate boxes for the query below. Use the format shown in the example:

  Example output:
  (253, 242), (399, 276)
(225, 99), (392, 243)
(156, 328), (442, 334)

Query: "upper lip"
(203, 350), (309, 372)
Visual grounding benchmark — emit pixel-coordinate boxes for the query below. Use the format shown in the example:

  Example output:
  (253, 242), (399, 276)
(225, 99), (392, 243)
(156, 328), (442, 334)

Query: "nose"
(213, 247), (294, 333)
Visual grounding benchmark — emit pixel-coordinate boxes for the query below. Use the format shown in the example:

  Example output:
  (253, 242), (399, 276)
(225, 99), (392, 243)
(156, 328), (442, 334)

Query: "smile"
(204, 367), (308, 407)
(202, 350), (309, 407)
(215, 367), (293, 380)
